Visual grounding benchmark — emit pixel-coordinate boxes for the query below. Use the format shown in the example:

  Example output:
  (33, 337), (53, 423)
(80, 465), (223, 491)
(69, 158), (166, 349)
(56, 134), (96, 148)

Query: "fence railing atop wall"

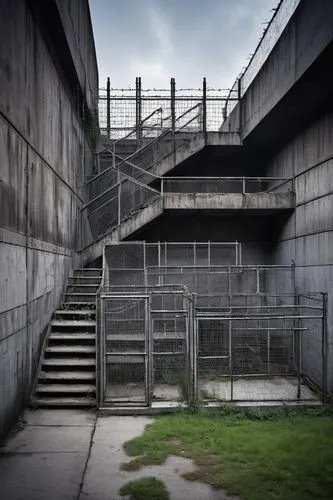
(98, 77), (238, 141)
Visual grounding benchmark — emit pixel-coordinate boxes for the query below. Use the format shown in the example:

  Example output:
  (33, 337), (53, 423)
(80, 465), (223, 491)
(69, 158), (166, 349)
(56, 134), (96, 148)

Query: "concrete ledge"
(164, 192), (295, 211)
(98, 400), (322, 416)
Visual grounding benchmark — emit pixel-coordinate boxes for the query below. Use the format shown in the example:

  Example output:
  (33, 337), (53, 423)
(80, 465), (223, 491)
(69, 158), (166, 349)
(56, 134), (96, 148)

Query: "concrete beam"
(82, 192), (294, 263)
(163, 192), (295, 211)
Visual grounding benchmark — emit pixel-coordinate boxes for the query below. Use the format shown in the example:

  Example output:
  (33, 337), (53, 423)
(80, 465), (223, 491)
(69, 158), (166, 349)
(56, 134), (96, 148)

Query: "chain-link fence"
(97, 243), (328, 407)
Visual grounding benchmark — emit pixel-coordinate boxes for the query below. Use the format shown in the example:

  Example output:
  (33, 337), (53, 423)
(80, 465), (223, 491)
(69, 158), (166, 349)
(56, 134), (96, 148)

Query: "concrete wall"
(0, 0), (98, 439)
(239, 0), (333, 139)
(267, 108), (333, 393)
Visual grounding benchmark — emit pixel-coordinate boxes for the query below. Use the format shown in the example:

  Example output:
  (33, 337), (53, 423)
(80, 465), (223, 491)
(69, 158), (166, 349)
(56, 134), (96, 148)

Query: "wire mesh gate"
(99, 289), (193, 406)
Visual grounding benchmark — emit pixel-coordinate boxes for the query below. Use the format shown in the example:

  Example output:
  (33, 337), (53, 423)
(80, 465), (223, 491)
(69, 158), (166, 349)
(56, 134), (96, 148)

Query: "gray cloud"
(89, 0), (278, 89)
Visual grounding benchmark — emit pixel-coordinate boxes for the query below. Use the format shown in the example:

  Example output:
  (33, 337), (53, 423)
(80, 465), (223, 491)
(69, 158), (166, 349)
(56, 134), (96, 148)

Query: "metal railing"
(160, 176), (294, 194)
(81, 166), (294, 244)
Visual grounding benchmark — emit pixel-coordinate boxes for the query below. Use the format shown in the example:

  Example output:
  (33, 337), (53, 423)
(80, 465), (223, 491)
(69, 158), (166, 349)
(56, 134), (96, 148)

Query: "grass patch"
(119, 476), (169, 500)
(122, 406), (333, 500)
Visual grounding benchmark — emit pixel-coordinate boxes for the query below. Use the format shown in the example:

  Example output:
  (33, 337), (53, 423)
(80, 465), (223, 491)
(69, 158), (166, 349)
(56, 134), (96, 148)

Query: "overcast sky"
(89, 0), (278, 90)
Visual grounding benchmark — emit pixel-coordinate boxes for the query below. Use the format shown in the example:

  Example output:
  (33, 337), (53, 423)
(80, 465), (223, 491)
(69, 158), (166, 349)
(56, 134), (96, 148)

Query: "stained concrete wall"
(0, 0), (98, 439)
(220, 0), (333, 395)
(240, 0), (333, 139)
(267, 109), (333, 393)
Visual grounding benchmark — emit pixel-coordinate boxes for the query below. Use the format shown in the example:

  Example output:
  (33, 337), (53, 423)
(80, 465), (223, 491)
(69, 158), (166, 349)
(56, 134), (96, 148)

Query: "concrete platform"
(0, 410), (237, 500)
(199, 376), (319, 401)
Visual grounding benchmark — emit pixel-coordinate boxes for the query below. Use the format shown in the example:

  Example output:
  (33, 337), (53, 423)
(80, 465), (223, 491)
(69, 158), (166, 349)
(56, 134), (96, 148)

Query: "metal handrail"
(86, 102), (203, 187)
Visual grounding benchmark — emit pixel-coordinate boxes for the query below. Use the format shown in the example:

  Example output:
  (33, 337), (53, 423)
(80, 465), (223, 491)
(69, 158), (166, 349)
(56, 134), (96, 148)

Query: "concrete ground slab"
(23, 408), (96, 427)
(80, 416), (237, 500)
(199, 376), (319, 401)
(0, 409), (96, 500)
(0, 452), (87, 500)
(1, 411), (239, 500)
(4, 423), (93, 454)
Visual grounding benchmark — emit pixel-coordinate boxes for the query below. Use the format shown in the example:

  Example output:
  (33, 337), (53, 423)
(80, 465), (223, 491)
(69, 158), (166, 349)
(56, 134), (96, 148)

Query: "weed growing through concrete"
(121, 405), (333, 500)
(119, 476), (169, 500)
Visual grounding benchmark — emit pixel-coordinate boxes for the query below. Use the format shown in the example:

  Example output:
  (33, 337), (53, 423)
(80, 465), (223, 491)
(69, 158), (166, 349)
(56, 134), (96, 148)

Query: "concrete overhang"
(163, 192), (295, 211)
(82, 192), (294, 263)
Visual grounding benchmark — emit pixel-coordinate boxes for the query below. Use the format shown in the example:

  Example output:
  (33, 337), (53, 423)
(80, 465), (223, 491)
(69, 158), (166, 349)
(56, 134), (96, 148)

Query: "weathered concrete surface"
(0, 410), (96, 500)
(152, 132), (242, 178)
(0, 0), (97, 440)
(164, 192), (295, 211)
(0, 411), (236, 500)
(82, 192), (293, 264)
(80, 416), (236, 500)
(225, 0), (333, 140)
(267, 108), (333, 393)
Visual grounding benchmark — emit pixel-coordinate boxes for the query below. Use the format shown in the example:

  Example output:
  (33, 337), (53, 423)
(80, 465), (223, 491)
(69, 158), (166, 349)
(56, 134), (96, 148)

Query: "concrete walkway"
(0, 410), (236, 500)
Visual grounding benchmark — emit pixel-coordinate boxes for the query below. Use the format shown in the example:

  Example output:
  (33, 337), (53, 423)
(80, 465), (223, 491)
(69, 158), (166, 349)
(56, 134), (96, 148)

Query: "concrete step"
(65, 294), (97, 302)
(58, 302), (96, 309)
(42, 358), (96, 366)
(49, 333), (96, 341)
(31, 397), (96, 407)
(73, 268), (102, 277)
(46, 346), (96, 354)
(36, 384), (95, 393)
(68, 277), (101, 285)
(67, 285), (99, 294)
(51, 320), (96, 328)
(53, 310), (96, 320)
(39, 371), (96, 381)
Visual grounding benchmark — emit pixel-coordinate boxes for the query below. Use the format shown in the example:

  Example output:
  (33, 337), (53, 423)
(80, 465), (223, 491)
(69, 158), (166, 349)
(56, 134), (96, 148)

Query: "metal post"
(267, 318), (270, 376)
(136, 77), (142, 148)
(106, 77), (111, 139)
(229, 319), (233, 401)
(295, 294), (301, 400)
(117, 168), (121, 235)
(242, 176), (246, 194)
(237, 76), (242, 134)
(193, 296), (198, 402)
(202, 77), (207, 141)
(146, 296), (152, 406)
(171, 77), (176, 159)
(322, 292), (328, 402)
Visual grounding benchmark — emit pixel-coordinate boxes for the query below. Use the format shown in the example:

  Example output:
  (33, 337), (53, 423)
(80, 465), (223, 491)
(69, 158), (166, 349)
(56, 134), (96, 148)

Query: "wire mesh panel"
(197, 319), (231, 401)
(195, 295), (324, 403)
(101, 296), (149, 405)
(151, 312), (188, 402)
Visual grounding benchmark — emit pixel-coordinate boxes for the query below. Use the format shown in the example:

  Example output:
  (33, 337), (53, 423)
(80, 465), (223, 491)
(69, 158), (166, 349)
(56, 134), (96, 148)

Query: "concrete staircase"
(32, 268), (102, 407)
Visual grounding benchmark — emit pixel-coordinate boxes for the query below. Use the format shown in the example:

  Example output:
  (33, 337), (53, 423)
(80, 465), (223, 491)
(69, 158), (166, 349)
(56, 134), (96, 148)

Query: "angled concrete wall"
(0, 0), (98, 439)
(267, 108), (333, 393)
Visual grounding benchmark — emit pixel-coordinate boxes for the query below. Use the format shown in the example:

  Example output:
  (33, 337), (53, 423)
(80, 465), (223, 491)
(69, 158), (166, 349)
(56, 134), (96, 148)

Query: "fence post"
(242, 176), (246, 193)
(237, 76), (242, 133)
(171, 77), (176, 161)
(295, 294), (301, 400)
(117, 168), (121, 237)
(229, 319), (233, 401)
(136, 76), (142, 148)
(322, 292), (328, 402)
(202, 77), (207, 142)
(106, 77), (111, 139)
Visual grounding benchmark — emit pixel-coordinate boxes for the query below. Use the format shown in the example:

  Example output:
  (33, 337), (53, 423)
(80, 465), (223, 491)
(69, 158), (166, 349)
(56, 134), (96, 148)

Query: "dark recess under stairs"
(31, 268), (102, 407)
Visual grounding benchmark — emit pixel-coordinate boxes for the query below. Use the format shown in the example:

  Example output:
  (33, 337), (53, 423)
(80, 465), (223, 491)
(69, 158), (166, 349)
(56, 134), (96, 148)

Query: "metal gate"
(99, 295), (150, 405)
